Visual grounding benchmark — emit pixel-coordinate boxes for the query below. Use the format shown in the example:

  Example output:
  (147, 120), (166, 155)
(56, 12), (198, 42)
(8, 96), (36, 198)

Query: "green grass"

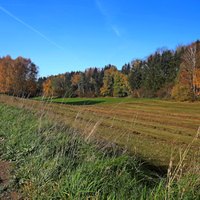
(3, 95), (200, 167)
(1, 102), (200, 199)
(32, 96), (154, 105)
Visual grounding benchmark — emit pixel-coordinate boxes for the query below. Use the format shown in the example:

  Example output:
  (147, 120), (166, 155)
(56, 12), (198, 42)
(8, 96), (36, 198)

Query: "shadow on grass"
(32, 98), (106, 105)
(56, 100), (105, 105)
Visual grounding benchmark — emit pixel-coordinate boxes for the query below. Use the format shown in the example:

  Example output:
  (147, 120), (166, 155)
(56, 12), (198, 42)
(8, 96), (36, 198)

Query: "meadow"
(31, 96), (200, 169)
(1, 94), (200, 198)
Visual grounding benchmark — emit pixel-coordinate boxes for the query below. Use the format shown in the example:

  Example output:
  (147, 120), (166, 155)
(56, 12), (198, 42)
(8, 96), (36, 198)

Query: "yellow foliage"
(171, 84), (194, 101)
(43, 78), (52, 96)
(194, 69), (200, 95)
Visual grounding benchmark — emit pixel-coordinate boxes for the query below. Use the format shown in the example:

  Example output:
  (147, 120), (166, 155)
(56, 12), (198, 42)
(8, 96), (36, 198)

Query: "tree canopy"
(0, 55), (38, 97)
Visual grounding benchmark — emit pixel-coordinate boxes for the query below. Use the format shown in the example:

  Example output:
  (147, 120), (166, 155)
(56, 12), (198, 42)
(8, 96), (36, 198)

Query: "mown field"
(1, 95), (200, 199)
(2, 95), (200, 168)
(32, 96), (200, 168)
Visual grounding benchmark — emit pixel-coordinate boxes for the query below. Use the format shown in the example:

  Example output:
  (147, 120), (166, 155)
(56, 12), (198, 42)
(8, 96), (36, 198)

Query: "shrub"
(156, 83), (175, 99)
(130, 88), (156, 98)
(171, 84), (195, 101)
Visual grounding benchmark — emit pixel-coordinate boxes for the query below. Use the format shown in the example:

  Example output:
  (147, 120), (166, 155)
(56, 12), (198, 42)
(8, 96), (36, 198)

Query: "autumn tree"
(113, 71), (131, 97)
(0, 55), (12, 93)
(37, 77), (47, 95)
(43, 78), (52, 96)
(0, 55), (38, 96)
(85, 68), (96, 96)
(51, 74), (66, 97)
(194, 69), (200, 95)
(100, 65), (117, 96)
(71, 72), (85, 97)
(178, 41), (200, 98)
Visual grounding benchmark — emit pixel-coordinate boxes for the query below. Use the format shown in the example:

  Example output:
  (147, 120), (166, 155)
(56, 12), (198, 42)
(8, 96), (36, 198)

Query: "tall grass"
(0, 98), (200, 199)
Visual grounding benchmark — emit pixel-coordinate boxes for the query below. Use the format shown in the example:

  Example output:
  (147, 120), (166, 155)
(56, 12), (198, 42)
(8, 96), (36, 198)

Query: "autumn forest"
(1, 40), (200, 101)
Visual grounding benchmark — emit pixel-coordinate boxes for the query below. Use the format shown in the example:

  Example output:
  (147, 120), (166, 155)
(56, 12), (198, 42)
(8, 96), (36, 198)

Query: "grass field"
(0, 103), (162, 199)
(31, 96), (200, 168)
(1, 95), (200, 169)
(1, 98), (200, 199)
(32, 96), (150, 105)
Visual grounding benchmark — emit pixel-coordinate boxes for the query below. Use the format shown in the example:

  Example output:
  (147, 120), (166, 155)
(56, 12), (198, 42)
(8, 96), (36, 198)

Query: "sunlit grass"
(0, 97), (200, 199)
(1, 94), (200, 167)
(0, 103), (164, 199)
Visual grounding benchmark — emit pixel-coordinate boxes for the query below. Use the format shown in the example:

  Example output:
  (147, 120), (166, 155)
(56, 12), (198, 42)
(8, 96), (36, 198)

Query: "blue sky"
(0, 0), (200, 77)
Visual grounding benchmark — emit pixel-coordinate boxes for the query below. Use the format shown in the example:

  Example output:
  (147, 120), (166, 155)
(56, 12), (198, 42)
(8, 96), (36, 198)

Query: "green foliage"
(121, 63), (131, 75)
(142, 51), (178, 92)
(113, 71), (131, 97)
(34, 43), (188, 98)
(130, 88), (156, 98)
(100, 66), (117, 96)
(129, 60), (143, 90)
(51, 74), (66, 97)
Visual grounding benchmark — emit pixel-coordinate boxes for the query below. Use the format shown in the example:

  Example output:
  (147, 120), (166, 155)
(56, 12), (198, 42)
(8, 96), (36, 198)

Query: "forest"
(1, 40), (200, 101)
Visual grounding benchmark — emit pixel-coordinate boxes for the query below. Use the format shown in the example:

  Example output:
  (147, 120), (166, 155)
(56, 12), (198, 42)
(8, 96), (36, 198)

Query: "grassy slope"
(1, 95), (200, 167)
(0, 103), (165, 199)
(0, 102), (200, 199)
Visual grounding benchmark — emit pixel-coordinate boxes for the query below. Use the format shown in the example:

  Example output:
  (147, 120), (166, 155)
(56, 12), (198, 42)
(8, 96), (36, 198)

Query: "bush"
(171, 84), (195, 101)
(130, 88), (156, 98)
(156, 83), (175, 99)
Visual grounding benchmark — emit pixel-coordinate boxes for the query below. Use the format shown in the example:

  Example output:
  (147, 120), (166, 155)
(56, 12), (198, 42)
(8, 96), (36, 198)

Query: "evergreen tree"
(129, 60), (143, 90)
(121, 63), (131, 75)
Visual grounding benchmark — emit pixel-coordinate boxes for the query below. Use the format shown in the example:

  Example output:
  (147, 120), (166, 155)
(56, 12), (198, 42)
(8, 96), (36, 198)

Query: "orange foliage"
(0, 56), (38, 96)
(71, 72), (81, 86)
(71, 72), (84, 96)
(43, 78), (52, 96)
(194, 69), (200, 95)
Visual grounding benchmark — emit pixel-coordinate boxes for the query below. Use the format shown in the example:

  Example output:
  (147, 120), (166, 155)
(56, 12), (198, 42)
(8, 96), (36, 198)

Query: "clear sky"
(0, 0), (200, 77)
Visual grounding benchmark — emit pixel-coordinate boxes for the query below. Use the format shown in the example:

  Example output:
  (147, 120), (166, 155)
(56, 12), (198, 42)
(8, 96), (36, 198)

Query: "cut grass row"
(1, 95), (200, 168)
(1, 102), (200, 199)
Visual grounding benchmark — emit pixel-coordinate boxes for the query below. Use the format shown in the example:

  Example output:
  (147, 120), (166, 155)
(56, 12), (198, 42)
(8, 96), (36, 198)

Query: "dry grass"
(1, 94), (200, 169)
(1, 94), (200, 199)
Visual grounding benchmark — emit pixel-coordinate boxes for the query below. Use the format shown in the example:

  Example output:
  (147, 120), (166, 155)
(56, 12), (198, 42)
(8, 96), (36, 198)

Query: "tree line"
(39, 40), (200, 100)
(1, 40), (200, 100)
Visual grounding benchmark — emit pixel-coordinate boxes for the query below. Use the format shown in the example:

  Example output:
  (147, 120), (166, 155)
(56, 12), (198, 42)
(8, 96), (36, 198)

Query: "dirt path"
(0, 160), (19, 200)
(0, 135), (19, 200)
(0, 136), (19, 199)
(0, 160), (19, 199)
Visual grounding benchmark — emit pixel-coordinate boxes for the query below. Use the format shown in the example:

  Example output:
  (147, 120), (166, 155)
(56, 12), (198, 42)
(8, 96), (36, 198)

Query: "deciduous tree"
(100, 65), (117, 96)
(179, 41), (200, 98)
(43, 78), (52, 96)
(0, 56), (38, 96)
